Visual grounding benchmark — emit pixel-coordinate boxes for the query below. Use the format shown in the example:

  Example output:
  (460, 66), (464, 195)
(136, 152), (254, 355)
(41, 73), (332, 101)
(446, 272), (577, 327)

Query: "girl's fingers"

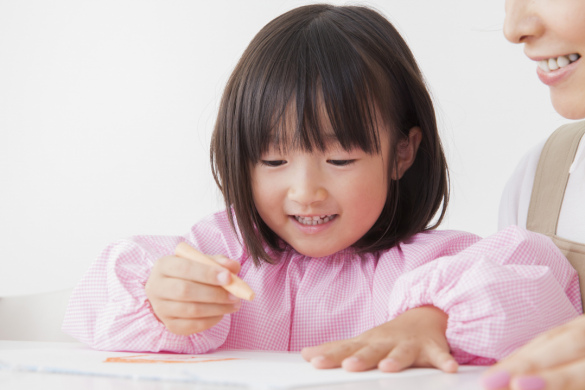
(377, 342), (419, 373)
(300, 341), (339, 361)
(154, 277), (238, 304)
(153, 300), (241, 319)
(341, 344), (392, 372)
(510, 358), (585, 390)
(164, 316), (224, 336)
(421, 343), (458, 373)
(303, 340), (363, 369)
(210, 254), (241, 275)
(157, 256), (233, 286)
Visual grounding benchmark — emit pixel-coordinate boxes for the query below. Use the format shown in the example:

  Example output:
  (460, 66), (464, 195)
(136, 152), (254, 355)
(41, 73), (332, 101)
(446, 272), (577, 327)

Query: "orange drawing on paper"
(104, 354), (239, 364)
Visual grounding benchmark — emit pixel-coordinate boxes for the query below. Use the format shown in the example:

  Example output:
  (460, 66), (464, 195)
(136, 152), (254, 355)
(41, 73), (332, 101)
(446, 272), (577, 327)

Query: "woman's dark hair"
(211, 4), (449, 265)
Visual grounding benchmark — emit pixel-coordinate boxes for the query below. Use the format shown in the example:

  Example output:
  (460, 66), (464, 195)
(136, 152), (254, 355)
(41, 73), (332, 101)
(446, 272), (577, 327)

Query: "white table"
(0, 340), (486, 389)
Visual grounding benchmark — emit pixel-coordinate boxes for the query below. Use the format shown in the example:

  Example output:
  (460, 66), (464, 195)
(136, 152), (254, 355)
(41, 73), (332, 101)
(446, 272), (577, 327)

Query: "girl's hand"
(482, 315), (585, 390)
(301, 305), (458, 373)
(145, 253), (242, 336)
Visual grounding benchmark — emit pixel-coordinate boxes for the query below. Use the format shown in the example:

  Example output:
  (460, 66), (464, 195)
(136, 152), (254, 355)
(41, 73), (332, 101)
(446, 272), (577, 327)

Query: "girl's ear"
(392, 126), (422, 180)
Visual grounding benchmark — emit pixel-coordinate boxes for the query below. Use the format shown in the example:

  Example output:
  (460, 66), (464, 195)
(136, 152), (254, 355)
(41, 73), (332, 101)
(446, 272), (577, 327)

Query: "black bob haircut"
(211, 4), (449, 265)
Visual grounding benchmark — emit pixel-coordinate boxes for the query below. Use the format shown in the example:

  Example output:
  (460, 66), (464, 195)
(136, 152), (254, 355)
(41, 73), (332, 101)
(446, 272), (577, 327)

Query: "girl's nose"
(503, 0), (544, 44)
(287, 169), (328, 206)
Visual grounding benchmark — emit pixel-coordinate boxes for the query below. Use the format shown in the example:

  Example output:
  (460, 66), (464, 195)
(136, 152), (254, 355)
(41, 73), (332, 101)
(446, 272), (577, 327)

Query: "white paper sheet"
(0, 346), (484, 389)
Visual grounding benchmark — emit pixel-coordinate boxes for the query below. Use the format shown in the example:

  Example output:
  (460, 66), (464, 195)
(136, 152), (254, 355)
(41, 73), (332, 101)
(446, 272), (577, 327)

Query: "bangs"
(240, 12), (385, 160)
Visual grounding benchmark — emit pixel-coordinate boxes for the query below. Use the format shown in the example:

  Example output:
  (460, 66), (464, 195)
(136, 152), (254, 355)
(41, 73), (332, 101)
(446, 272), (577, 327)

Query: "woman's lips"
(536, 57), (580, 86)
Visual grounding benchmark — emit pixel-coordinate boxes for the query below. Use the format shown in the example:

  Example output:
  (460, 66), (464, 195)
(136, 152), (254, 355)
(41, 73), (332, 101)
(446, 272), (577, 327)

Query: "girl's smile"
(290, 214), (338, 235)
(293, 214), (337, 226)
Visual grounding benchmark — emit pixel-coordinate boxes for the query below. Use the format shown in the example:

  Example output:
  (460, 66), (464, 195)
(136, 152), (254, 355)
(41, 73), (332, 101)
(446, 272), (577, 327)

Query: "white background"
(0, 0), (566, 295)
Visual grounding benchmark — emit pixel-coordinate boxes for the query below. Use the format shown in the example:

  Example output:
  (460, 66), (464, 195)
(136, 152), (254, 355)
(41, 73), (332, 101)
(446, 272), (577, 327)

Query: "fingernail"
(228, 293), (238, 302)
(443, 360), (458, 373)
(233, 300), (241, 309)
(217, 271), (230, 285)
(214, 256), (229, 266)
(379, 358), (399, 372)
(481, 370), (511, 390)
(343, 356), (360, 365)
(311, 356), (325, 365)
(515, 375), (546, 390)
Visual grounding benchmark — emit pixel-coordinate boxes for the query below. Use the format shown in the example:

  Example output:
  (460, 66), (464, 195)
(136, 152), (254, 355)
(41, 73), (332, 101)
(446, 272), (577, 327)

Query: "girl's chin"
(290, 244), (341, 258)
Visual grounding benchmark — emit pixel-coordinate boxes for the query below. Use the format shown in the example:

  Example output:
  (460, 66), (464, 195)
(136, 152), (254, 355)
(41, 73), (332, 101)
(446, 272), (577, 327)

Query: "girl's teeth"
(539, 54), (580, 73)
(295, 215), (335, 225)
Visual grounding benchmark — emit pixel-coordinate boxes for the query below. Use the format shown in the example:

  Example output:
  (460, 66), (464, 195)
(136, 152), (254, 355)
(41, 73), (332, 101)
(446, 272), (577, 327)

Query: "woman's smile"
(536, 53), (580, 72)
(504, 0), (585, 118)
(535, 55), (581, 86)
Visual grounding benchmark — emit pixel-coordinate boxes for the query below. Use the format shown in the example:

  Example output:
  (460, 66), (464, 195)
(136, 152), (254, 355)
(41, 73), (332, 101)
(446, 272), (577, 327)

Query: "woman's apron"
(527, 121), (585, 311)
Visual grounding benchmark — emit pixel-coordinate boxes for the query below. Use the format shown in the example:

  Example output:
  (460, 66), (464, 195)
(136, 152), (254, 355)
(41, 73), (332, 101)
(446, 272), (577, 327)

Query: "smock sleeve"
(62, 212), (246, 353)
(386, 226), (582, 365)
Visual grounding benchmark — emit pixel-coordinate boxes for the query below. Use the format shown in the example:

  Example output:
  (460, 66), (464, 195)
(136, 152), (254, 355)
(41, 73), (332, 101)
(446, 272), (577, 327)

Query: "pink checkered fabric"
(63, 211), (582, 365)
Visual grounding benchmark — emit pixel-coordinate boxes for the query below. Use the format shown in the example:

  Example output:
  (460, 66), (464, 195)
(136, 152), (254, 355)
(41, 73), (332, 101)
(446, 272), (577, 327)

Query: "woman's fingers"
(486, 316), (585, 378)
(482, 316), (585, 389)
(510, 358), (585, 390)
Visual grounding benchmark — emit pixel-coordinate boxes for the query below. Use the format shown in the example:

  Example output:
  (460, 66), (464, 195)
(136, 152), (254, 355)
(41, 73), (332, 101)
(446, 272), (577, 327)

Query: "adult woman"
(483, 1), (585, 389)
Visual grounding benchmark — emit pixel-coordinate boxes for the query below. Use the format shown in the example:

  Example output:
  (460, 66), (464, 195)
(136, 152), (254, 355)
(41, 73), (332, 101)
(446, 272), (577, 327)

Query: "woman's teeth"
(294, 215), (335, 225)
(539, 54), (580, 72)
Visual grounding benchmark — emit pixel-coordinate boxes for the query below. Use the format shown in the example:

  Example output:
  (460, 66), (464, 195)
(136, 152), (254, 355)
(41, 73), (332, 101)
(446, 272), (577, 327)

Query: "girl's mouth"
(294, 215), (337, 225)
(538, 53), (581, 72)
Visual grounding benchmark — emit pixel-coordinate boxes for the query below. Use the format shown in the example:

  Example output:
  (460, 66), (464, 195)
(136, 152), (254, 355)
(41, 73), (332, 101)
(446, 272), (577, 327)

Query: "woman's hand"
(145, 252), (242, 336)
(301, 305), (458, 373)
(482, 315), (585, 390)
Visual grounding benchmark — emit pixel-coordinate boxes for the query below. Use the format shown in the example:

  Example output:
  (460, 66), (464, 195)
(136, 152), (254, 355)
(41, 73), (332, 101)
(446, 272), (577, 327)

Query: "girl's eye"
(327, 159), (356, 166)
(260, 160), (287, 167)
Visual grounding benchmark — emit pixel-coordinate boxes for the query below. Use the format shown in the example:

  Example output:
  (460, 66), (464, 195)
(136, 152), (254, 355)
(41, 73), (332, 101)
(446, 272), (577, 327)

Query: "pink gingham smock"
(63, 211), (582, 365)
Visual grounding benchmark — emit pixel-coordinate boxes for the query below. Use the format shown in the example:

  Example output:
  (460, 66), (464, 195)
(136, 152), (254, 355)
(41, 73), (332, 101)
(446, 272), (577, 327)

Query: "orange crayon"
(175, 242), (255, 301)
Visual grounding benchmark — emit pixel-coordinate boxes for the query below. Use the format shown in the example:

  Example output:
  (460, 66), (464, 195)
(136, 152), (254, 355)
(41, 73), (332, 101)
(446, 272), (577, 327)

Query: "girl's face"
(251, 130), (390, 258)
(504, 0), (585, 119)
(251, 118), (421, 258)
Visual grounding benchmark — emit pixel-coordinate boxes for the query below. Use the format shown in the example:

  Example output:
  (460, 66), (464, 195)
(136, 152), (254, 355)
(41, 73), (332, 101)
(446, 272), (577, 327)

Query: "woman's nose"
(503, 0), (544, 44)
(287, 168), (328, 206)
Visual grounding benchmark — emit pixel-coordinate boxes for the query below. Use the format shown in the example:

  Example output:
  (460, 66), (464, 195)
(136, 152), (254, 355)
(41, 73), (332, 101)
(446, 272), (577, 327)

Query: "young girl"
(63, 4), (581, 374)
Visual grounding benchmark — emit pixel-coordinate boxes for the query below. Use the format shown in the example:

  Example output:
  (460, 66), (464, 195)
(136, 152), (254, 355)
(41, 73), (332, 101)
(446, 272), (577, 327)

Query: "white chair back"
(0, 288), (76, 342)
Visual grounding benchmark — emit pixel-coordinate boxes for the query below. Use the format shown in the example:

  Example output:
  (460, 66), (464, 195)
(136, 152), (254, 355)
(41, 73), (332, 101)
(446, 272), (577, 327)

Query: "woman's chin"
(550, 92), (585, 120)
